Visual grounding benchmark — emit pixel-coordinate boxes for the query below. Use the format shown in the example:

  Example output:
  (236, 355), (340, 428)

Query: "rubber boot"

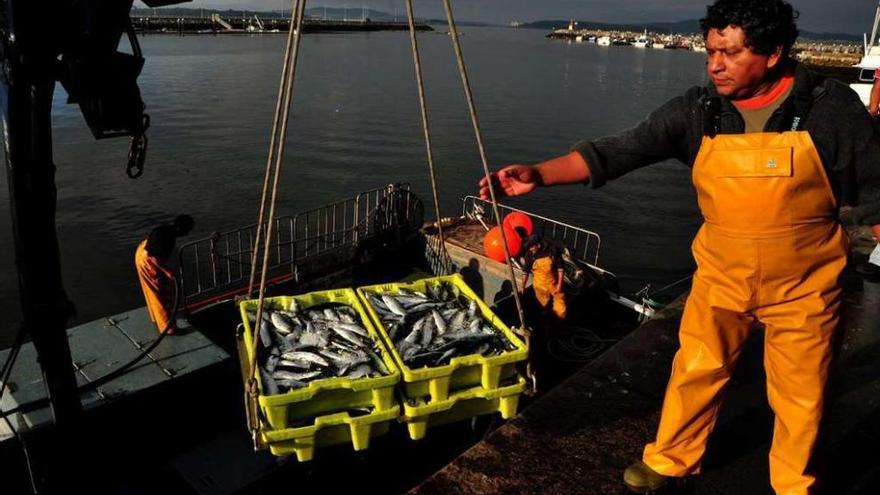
(623, 460), (669, 494)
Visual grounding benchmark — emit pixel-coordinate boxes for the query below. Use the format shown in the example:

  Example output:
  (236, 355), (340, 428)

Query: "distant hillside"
(132, 7), (423, 22)
(521, 19), (861, 42)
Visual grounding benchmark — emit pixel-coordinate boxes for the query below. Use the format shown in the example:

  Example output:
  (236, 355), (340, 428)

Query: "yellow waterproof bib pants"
(532, 257), (567, 319)
(135, 240), (175, 334)
(642, 132), (848, 494)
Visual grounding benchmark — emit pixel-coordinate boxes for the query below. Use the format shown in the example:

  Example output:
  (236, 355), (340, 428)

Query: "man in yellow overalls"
(478, 1), (880, 493)
(520, 235), (567, 321)
(135, 215), (194, 334)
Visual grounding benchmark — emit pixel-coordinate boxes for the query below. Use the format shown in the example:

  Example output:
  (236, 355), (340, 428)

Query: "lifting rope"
(404, 0), (449, 275)
(246, 1), (300, 299)
(245, 0), (307, 445)
(439, 0), (535, 392)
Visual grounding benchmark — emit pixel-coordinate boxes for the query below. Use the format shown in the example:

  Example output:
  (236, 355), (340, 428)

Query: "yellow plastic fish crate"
(400, 376), (526, 440)
(239, 288), (400, 431)
(261, 405), (400, 461)
(356, 274), (528, 403)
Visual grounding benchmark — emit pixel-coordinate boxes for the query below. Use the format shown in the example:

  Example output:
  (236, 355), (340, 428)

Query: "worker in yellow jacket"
(135, 215), (194, 334)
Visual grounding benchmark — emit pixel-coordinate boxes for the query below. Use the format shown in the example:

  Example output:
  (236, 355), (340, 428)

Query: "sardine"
(345, 363), (372, 379)
(273, 369), (323, 381)
(259, 320), (273, 348)
(280, 351), (330, 368)
(382, 295), (407, 317)
(278, 359), (311, 369)
(467, 299), (478, 317)
(260, 368), (280, 396)
(336, 322), (370, 338)
(431, 309), (447, 335)
(323, 308), (339, 321)
(271, 312), (294, 335)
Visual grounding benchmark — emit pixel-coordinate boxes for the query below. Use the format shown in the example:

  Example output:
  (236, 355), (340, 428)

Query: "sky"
(151, 0), (877, 35)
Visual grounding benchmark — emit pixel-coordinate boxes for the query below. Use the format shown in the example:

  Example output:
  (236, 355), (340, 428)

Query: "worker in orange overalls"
(135, 215), (195, 334)
(478, 0), (880, 493)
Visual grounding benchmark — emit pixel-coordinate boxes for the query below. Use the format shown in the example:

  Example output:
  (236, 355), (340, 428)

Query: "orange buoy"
(483, 225), (522, 262)
(503, 212), (534, 239)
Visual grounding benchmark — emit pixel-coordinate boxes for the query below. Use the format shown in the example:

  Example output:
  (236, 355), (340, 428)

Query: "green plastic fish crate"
(356, 274), (528, 403)
(400, 376), (526, 440)
(261, 405), (400, 461)
(239, 288), (400, 431)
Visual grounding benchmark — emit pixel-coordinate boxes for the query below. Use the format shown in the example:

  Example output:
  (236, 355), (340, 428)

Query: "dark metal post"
(2, 3), (83, 430)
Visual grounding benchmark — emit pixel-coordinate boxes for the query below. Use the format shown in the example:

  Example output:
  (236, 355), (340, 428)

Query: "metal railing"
(178, 183), (414, 310)
(462, 195), (602, 267)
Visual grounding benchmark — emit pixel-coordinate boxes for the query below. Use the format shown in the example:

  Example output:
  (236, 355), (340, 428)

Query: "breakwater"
(131, 15), (433, 35)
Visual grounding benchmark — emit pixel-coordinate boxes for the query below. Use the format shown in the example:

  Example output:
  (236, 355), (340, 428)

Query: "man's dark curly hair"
(700, 0), (799, 57)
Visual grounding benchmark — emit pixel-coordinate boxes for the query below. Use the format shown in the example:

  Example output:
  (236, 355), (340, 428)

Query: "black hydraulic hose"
(0, 276), (180, 419)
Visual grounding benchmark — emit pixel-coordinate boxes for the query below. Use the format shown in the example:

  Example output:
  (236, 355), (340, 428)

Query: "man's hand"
(477, 152), (591, 200)
(479, 165), (542, 200)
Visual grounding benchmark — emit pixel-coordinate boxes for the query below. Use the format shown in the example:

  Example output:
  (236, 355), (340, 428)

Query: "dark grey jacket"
(573, 62), (880, 226)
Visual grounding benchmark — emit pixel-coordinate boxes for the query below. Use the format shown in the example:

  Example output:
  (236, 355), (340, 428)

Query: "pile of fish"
(367, 281), (517, 369)
(247, 299), (391, 395)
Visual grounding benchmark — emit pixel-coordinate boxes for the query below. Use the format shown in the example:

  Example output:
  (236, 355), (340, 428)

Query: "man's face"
(706, 26), (782, 99)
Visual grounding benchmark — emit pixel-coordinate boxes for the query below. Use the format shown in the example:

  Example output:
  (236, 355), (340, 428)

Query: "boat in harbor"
(633, 30), (649, 48)
(651, 42), (665, 49)
(849, 1), (880, 106)
(597, 36), (611, 46)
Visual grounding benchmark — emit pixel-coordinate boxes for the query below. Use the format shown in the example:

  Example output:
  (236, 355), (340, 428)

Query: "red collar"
(733, 71), (795, 110)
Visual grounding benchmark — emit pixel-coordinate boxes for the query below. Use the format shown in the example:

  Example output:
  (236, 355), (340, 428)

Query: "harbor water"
(0, 27), (707, 347)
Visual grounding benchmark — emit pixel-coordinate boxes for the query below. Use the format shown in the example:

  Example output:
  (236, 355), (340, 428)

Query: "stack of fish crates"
(239, 288), (401, 461)
(356, 274), (528, 440)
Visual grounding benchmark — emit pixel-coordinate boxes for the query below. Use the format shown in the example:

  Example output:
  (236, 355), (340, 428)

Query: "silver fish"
(278, 359), (311, 369)
(259, 320), (273, 348)
(265, 354), (280, 373)
(467, 299), (478, 318)
(381, 294), (407, 317)
(332, 327), (367, 347)
(431, 309), (447, 335)
(323, 308), (339, 321)
(271, 312), (294, 335)
(261, 368), (280, 395)
(336, 322), (370, 338)
(273, 369), (323, 381)
(345, 363), (372, 379)
(280, 351), (329, 368)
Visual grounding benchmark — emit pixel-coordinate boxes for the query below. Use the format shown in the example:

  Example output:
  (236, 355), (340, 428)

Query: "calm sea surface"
(0, 27), (708, 346)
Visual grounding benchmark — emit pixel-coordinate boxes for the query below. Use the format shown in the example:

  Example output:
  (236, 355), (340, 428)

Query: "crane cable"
(440, 0), (534, 391)
(244, 0), (307, 445)
(404, 0), (449, 276)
